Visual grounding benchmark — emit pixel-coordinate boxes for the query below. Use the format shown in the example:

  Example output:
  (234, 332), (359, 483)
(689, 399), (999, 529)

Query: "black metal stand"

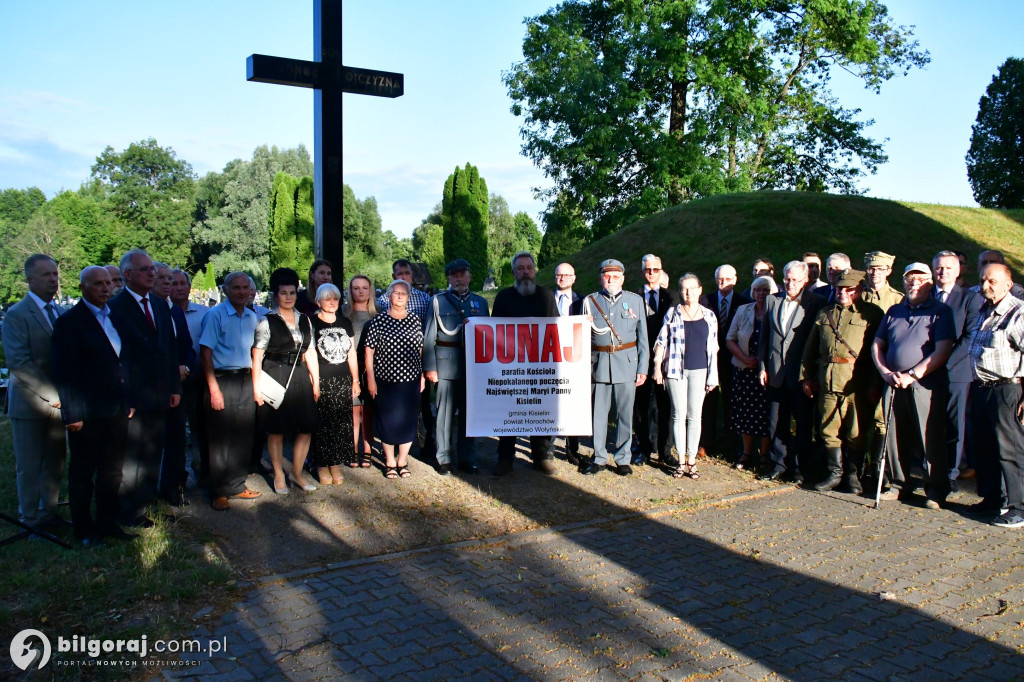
(0, 512), (73, 549)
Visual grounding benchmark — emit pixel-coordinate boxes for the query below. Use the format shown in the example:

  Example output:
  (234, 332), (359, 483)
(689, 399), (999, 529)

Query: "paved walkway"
(170, 485), (1024, 680)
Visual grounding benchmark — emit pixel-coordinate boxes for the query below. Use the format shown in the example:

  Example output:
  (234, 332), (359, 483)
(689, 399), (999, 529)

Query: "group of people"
(6, 243), (1024, 548)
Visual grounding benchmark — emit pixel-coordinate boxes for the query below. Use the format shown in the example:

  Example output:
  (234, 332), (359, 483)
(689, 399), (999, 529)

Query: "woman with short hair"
(726, 275), (778, 470)
(309, 283), (358, 484)
(364, 279), (424, 479)
(252, 268), (320, 493)
(652, 273), (719, 480)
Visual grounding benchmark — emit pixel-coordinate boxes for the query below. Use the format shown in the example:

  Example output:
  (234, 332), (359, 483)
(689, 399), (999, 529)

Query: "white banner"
(465, 316), (592, 437)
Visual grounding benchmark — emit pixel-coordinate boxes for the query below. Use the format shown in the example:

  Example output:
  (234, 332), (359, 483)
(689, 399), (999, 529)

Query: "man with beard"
(423, 259), (490, 475)
(872, 262), (954, 509)
(492, 251), (559, 476)
(581, 259), (649, 477)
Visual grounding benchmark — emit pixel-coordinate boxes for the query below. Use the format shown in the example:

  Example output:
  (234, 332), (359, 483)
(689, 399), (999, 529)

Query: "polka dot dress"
(730, 315), (770, 437)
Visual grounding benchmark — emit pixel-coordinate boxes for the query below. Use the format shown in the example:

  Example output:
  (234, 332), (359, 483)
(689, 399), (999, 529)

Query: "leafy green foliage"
(538, 193), (590, 269)
(505, 0), (929, 235)
(92, 138), (197, 266)
(442, 163), (489, 290)
(268, 172), (315, 273)
(342, 184), (393, 288)
(967, 57), (1024, 209)
(411, 205), (446, 287)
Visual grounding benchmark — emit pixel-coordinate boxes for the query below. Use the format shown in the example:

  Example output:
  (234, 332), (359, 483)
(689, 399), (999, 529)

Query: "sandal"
(672, 465), (687, 479)
(348, 460), (360, 468)
(732, 454), (752, 471)
(397, 465), (411, 479)
(686, 464), (700, 480)
(384, 466), (398, 480)
(360, 453), (372, 468)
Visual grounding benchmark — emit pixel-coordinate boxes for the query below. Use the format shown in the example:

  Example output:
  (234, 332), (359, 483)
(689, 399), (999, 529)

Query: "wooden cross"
(246, 0), (404, 272)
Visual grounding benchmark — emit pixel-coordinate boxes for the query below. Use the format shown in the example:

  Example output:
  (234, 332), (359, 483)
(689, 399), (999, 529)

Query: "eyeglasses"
(643, 268), (661, 273)
(555, 273), (575, 278)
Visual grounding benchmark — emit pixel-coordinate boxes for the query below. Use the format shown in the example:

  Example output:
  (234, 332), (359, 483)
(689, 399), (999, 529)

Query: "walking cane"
(873, 386), (896, 509)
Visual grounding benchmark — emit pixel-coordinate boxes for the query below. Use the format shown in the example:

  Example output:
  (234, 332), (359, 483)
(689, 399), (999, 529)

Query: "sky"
(0, 1), (1021, 240)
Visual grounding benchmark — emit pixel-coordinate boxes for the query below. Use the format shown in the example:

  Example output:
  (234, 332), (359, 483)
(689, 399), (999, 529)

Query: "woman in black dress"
(310, 283), (358, 484)
(364, 279), (424, 479)
(252, 268), (320, 493)
(726, 275), (777, 470)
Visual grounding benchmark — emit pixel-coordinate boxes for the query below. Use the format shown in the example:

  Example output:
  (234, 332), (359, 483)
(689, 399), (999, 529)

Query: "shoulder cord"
(433, 294), (464, 337)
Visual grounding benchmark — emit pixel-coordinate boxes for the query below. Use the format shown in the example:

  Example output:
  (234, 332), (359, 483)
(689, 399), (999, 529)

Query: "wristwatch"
(908, 368), (919, 380)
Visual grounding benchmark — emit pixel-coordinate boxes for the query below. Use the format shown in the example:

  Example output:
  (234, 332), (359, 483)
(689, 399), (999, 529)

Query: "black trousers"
(765, 384), (814, 475)
(498, 435), (552, 464)
(69, 413), (128, 540)
(205, 372), (256, 498)
(885, 383), (949, 500)
(119, 410), (167, 525)
(970, 382), (1021, 511)
(633, 376), (670, 456)
(945, 380), (970, 476)
(160, 403), (188, 495)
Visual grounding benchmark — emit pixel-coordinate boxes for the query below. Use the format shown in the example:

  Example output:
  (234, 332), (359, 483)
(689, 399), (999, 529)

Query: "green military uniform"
(800, 269), (883, 492)
(861, 282), (904, 313)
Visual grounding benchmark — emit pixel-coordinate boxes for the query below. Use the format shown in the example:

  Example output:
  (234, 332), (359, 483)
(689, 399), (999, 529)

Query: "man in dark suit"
(813, 253), (852, 304)
(758, 260), (826, 483)
(108, 249), (181, 527)
(553, 263), (585, 464)
(154, 262), (195, 506)
(632, 254), (678, 467)
(699, 264), (751, 458)
(932, 251), (982, 492)
(52, 266), (133, 546)
(2, 254), (67, 529)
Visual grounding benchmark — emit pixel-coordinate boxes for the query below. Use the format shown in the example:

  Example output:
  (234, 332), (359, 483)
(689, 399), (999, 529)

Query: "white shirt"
(27, 290), (57, 328)
(781, 296), (801, 331)
(83, 300), (121, 356)
(556, 290), (574, 317)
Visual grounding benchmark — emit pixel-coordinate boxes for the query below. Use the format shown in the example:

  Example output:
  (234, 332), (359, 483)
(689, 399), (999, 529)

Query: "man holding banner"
(491, 251), (560, 476)
(581, 259), (650, 476)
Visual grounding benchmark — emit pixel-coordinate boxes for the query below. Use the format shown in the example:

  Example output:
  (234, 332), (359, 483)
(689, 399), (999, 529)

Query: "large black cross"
(246, 0), (404, 273)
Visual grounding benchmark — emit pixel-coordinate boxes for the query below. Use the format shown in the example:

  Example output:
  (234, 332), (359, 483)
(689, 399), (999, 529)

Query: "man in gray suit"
(423, 259), (490, 476)
(758, 260), (825, 483)
(2, 254), (67, 527)
(581, 259), (649, 476)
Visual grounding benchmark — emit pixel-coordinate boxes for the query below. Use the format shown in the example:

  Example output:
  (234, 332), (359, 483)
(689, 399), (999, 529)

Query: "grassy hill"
(536, 191), (1024, 292)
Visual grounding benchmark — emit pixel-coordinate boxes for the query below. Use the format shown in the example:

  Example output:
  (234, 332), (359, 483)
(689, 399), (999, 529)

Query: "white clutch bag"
(258, 372), (287, 409)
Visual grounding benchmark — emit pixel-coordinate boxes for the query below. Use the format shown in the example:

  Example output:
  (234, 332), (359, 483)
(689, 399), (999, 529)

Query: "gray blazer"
(422, 291), (490, 381)
(2, 296), (62, 419)
(758, 289), (825, 389)
(583, 290), (650, 384)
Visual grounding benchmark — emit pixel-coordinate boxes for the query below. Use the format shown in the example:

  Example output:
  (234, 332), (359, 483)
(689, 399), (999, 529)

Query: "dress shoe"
(288, 474), (317, 492)
(614, 464), (633, 477)
(565, 450), (581, 466)
(759, 469), (785, 482)
(437, 463), (453, 476)
(948, 478), (960, 494)
(232, 488), (264, 499)
(493, 460), (514, 477)
(924, 498), (942, 510)
(212, 497), (230, 511)
(877, 489), (901, 501)
(662, 453), (679, 468)
(966, 500), (1007, 516)
(104, 527), (139, 541)
(581, 462), (602, 476)
(786, 471), (805, 486)
(457, 462), (480, 475)
(533, 458), (556, 475)
(630, 453), (645, 466)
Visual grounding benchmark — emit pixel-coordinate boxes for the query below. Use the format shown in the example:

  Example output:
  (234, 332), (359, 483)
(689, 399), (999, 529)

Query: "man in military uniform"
(801, 269), (884, 493)
(581, 259), (650, 476)
(861, 250), (905, 482)
(423, 259), (490, 475)
(862, 251), (904, 313)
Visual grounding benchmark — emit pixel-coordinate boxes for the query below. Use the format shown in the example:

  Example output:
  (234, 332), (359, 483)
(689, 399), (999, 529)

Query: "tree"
(505, 0), (929, 235)
(487, 194), (516, 286)
(512, 212), (543, 260)
(193, 145), (312, 281)
(442, 163), (489, 291)
(342, 184), (392, 288)
(268, 171), (315, 273)
(411, 204), (446, 287)
(7, 213), (85, 297)
(967, 57), (1024, 209)
(44, 184), (122, 267)
(91, 138), (196, 265)
(538, 193), (590, 269)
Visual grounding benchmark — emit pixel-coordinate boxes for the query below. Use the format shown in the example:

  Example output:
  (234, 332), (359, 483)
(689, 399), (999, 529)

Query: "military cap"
(599, 258), (624, 274)
(445, 258), (471, 276)
(864, 251), (896, 268)
(903, 262), (933, 279)
(836, 269), (866, 288)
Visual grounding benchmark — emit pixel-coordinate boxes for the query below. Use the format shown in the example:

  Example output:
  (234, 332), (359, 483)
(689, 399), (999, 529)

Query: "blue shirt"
(876, 296), (955, 390)
(199, 301), (259, 370)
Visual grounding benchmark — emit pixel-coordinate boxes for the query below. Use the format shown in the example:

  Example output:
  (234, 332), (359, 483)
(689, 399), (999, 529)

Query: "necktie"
(140, 296), (155, 330)
(44, 302), (57, 327)
(558, 293), (568, 316)
(648, 289), (657, 313)
(719, 296), (728, 328)
(936, 290), (947, 303)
